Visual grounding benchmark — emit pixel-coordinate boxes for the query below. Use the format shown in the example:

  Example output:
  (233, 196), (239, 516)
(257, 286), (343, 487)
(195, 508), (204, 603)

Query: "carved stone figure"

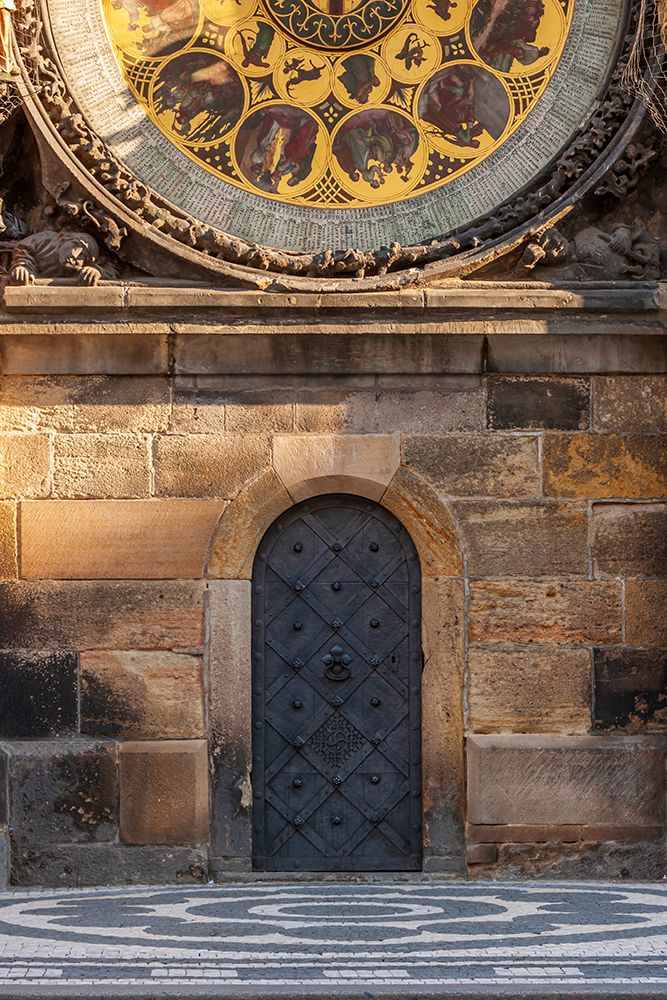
(0, 0), (17, 79)
(9, 229), (109, 284)
(520, 224), (660, 280)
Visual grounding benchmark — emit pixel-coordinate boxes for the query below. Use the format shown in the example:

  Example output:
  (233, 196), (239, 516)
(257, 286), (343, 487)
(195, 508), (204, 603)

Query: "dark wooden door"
(252, 494), (422, 871)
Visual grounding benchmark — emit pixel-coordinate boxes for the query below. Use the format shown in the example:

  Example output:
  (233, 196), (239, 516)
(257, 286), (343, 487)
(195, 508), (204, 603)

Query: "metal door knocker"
(322, 644), (352, 681)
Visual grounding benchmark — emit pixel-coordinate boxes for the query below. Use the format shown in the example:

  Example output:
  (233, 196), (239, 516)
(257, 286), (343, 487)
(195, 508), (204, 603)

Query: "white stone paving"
(0, 881), (666, 995)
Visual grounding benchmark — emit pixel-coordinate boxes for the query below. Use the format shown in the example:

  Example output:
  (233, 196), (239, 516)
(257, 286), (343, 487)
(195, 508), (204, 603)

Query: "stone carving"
(53, 182), (128, 252)
(520, 224), (660, 280)
(10, 0), (652, 281)
(594, 139), (659, 198)
(9, 229), (110, 284)
(0, 0), (17, 78)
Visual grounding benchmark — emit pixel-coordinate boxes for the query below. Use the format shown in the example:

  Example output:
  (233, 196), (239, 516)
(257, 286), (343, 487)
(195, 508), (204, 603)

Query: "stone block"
(53, 434), (151, 499)
(421, 578), (466, 871)
(0, 334), (168, 375)
(468, 646), (591, 734)
(466, 843), (498, 865)
(592, 503), (667, 578)
(625, 580), (667, 647)
(273, 434), (400, 501)
(207, 468), (291, 579)
(0, 651), (78, 738)
(543, 434), (667, 499)
(486, 334), (667, 375)
(0, 748), (6, 824)
(296, 389), (483, 434)
(382, 466), (463, 577)
(208, 580), (252, 861)
(0, 581), (205, 650)
(8, 741), (118, 849)
(80, 651), (205, 738)
(492, 840), (666, 880)
(0, 435), (50, 498)
(120, 740), (209, 846)
(20, 500), (225, 579)
(594, 647), (666, 731)
(172, 384), (295, 434)
(10, 844), (208, 887)
(0, 501), (17, 578)
(486, 376), (590, 430)
(593, 376), (667, 433)
(403, 435), (539, 498)
(174, 333), (484, 376)
(0, 376), (170, 434)
(453, 501), (588, 577)
(154, 434), (270, 498)
(467, 734), (666, 827)
(469, 580), (622, 644)
(467, 823), (663, 844)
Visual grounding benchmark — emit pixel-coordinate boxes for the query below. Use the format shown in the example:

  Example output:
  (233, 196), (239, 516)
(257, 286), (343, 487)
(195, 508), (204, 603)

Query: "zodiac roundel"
(103, 0), (574, 210)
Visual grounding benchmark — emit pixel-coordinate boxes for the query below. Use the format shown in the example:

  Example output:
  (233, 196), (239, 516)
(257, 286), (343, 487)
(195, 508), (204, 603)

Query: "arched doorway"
(251, 494), (422, 871)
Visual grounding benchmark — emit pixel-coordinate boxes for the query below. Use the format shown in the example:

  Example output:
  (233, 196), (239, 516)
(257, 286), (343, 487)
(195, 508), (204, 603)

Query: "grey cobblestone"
(0, 881), (666, 996)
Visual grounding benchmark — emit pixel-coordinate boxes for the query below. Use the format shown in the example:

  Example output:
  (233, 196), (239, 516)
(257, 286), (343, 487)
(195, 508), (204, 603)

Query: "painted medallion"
(102, 0), (574, 209)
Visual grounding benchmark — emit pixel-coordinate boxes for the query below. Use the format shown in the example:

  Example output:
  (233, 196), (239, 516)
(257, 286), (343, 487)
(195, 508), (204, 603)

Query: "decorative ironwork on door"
(252, 494), (422, 871)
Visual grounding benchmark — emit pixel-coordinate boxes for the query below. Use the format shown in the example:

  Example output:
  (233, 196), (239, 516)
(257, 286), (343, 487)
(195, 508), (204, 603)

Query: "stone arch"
(205, 435), (465, 875)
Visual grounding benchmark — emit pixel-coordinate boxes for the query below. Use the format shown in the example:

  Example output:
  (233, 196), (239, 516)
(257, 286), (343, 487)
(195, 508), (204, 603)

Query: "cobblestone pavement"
(0, 881), (667, 997)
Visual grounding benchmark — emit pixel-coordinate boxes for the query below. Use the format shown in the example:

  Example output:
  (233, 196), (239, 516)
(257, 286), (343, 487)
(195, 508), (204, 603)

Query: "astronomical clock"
(5, 0), (651, 284)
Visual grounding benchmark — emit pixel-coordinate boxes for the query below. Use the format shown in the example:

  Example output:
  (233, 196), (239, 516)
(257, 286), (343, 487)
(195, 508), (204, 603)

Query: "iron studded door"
(252, 494), (422, 871)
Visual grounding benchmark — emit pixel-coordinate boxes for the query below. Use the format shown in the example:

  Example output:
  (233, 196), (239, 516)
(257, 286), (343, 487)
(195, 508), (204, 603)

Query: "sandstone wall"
(0, 289), (665, 884)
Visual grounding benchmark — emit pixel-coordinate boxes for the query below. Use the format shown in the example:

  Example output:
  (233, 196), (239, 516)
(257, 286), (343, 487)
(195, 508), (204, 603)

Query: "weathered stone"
(296, 389), (483, 434)
(174, 333), (484, 376)
(0, 502), (17, 578)
(8, 741), (118, 849)
(0, 333), (168, 376)
(208, 580), (252, 863)
(0, 833), (6, 889)
(0, 651), (78, 738)
(382, 466), (463, 577)
(453, 501), (588, 577)
(486, 335), (667, 375)
(80, 651), (205, 738)
(154, 434), (270, 498)
(594, 647), (666, 731)
(273, 434), (400, 501)
(486, 376), (590, 431)
(467, 823), (664, 844)
(489, 840), (666, 880)
(0, 581), (205, 650)
(207, 468), (292, 579)
(0, 376), (170, 434)
(421, 578), (466, 872)
(10, 844), (208, 887)
(592, 503), (667, 578)
(0, 748), (7, 825)
(172, 384), (295, 434)
(625, 580), (667, 647)
(53, 434), (151, 499)
(467, 734), (666, 827)
(403, 435), (539, 498)
(543, 435), (667, 499)
(0, 435), (50, 498)
(119, 740), (209, 846)
(20, 500), (225, 579)
(469, 580), (622, 644)
(594, 376), (667, 433)
(468, 646), (591, 733)
(466, 843), (498, 865)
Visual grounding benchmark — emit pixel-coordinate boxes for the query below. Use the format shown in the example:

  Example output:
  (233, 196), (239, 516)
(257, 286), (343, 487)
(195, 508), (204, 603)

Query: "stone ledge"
(3, 280), (663, 314)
